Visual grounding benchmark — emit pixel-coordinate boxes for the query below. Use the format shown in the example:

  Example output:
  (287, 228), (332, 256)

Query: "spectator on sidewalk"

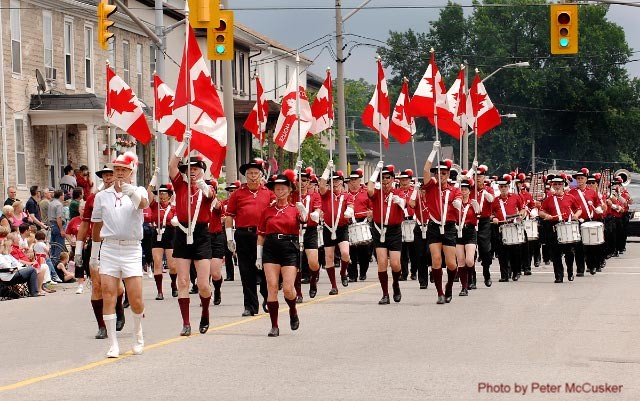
(39, 187), (54, 224)
(11, 201), (28, 229)
(48, 190), (67, 264)
(0, 226), (40, 297)
(60, 165), (77, 196)
(69, 188), (84, 219)
(76, 165), (93, 200)
(0, 205), (15, 231)
(25, 185), (48, 230)
(3, 186), (19, 206)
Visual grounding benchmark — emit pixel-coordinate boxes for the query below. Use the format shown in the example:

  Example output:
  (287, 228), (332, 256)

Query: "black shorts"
(209, 231), (225, 259)
(75, 241), (92, 279)
(371, 223), (402, 252)
(263, 235), (300, 267)
(427, 221), (457, 247)
(303, 225), (319, 250)
(152, 227), (175, 249)
(323, 225), (349, 247)
(172, 223), (212, 260)
(457, 224), (477, 245)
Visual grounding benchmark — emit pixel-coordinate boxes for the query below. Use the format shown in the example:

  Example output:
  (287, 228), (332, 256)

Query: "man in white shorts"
(90, 152), (149, 358)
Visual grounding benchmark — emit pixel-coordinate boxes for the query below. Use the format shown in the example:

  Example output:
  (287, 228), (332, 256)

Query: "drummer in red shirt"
(368, 163), (406, 304)
(539, 176), (581, 283)
(169, 144), (216, 336)
(569, 168), (602, 276)
(146, 182), (177, 300)
(422, 142), (462, 305)
(396, 168), (417, 282)
(318, 160), (355, 295)
(473, 164), (495, 288)
(491, 174), (526, 283)
(347, 168), (372, 282)
(456, 179), (480, 296)
(587, 175), (607, 271)
(257, 170), (308, 337)
(408, 179), (431, 289)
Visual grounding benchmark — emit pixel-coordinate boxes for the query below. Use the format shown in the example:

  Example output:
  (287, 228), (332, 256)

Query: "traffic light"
(550, 4), (578, 54)
(187, 0), (221, 29)
(97, 0), (116, 50)
(207, 10), (234, 60)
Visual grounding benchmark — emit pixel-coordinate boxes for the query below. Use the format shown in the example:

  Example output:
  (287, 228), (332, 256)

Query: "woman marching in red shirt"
(456, 179), (480, 296)
(147, 183), (177, 300)
(257, 170), (308, 337)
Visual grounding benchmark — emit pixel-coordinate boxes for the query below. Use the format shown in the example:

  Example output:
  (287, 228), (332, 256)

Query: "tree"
(377, 1), (640, 173)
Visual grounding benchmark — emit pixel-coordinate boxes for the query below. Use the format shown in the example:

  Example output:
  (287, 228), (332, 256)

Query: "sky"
(234, 0), (640, 84)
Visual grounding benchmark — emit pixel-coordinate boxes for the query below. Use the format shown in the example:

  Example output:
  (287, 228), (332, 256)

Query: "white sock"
(133, 311), (143, 343)
(104, 314), (118, 350)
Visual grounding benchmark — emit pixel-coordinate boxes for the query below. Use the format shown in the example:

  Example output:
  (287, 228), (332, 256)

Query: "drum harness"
(430, 187), (451, 235)
(156, 202), (172, 241)
(174, 184), (204, 239)
(324, 192), (345, 241)
(373, 190), (394, 243)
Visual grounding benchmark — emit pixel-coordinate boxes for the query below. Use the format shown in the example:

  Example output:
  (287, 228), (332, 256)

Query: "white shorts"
(99, 242), (143, 279)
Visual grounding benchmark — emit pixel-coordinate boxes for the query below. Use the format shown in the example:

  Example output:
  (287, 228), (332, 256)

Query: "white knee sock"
(132, 311), (144, 354)
(104, 314), (119, 356)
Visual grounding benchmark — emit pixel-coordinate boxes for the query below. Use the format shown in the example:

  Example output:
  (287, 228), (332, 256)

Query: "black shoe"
(469, 282), (477, 290)
(180, 325), (191, 336)
(241, 309), (255, 317)
(172, 289), (178, 298)
(534, 262), (540, 268)
(262, 302), (269, 313)
(378, 295), (390, 305)
(268, 327), (279, 337)
(419, 282), (428, 289)
(348, 277), (357, 283)
(189, 286), (198, 294)
(576, 272), (585, 277)
(429, 273), (434, 283)
(359, 275), (366, 281)
(459, 288), (469, 296)
(590, 268), (596, 275)
(498, 278), (509, 283)
(445, 295), (453, 303)
(485, 278), (492, 287)
(199, 317), (209, 334)
(116, 313), (125, 332)
(213, 290), (221, 306)
(554, 278), (563, 283)
(596, 267), (602, 272)
(329, 288), (338, 295)
(398, 276), (407, 281)
(568, 275), (574, 282)
(156, 293), (164, 300)
(309, 288), (317, 298)
(437, 295), (446, 304)
(122, 300), (130, 309)
(223, 277), (234, 282)
(290, 315), (300, 331)
(95, 327), (107, 339)
(301, 277), (310, 284)
(296, 295), (303, 304)
(341, 276), (349, 287)
(410, 274), (417, 280)
(524, 270), (532, 276)
(512, 274), (519, 282)
(392, 286), (401, 303)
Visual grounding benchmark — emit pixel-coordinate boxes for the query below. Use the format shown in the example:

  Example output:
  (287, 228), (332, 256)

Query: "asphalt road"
(1, 241), (639, 400)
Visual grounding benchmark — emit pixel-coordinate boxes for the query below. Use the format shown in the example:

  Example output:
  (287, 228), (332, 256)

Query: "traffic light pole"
(335, 1), (347, 173)
(221, 0), (238, 182)
(155, 0), (169, 185)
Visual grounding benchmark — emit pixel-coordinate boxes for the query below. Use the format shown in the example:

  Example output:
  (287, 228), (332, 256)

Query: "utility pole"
(221, 0), (237, 182)
(335, 0), (347, 173)
(155, 0), (169, 184)
(531, 133), (536, 173)
(462, 61), (469, 170)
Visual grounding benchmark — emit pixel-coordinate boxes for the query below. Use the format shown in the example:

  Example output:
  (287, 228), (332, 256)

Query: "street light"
(500, 113), (517, 118)
(481, 62), (530, 83)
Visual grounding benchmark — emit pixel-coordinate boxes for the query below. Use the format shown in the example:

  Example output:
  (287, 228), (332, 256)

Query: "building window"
(239, 53), (245, 94)
(64, 18), (74, 87)
(149, 45), (156, 85)
(14, 117), (26, 186)
(231, 56), (237, 91)
(43, 11), (53, 80)
(285, 65), (290, 86)
(274, 60), (278, 98)
(10, 0), (21, 75)
(136, 44), (143, 97)
(123, 40), (130, 84)
(108, 38), (116, 67)
(85, 26), (94, 91)
(210, 60), (217, 86)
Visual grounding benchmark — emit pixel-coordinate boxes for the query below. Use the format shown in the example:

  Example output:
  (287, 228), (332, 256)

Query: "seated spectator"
(69, 188), (84, 219)
(0, 227), (40, 297)
(55, 252), (75, 283)
(11, 201), (29, 229)
(18, 224), (30, 250)
(0, 205), (13, 230)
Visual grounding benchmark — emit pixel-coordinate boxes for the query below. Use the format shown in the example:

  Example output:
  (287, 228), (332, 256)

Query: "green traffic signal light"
(559, 38), (569, 48)
(216, 44), (225, 54)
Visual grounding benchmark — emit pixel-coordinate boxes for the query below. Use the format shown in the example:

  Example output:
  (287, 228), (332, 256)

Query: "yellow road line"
(0, 282), (378, 392)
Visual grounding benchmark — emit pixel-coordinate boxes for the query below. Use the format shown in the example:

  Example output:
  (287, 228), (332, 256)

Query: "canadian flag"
(408, 51), (448, 120)
(173, 25), (227, 177)
(308, 69), (334, 136)
(361, 58), (390, 147)
(105, 65), (152, 144)
(388, 80), (414, 144)
(273, 70), (313, 153)
(468, 71), (501, 138)
(441, 66), (467, 140)
(153, 74), (184, 138)
(242, 76), (269, 144)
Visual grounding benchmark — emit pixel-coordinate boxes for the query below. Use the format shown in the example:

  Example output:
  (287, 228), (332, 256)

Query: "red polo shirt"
(397, 186), (415, 217)
(369, 187), (405, 225)
(320, 189), (354, 227)
(171, 174), (213, 224)
(569, 186), (601, 219)
(349, 185), (372, 219)
(458, 200), (478, 225)
(541, 193), (580, 221)
(474, 186), (495, 218)
(292, 191), (322, 227)
(226, 184), (275, 228)
(491, 193), (524, 221)
(258, 203), (302, 236)
(422, 179), (461, 223)
(149, 200), (176, 228)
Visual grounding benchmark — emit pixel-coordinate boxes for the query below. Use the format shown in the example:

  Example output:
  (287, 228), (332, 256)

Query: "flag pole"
(255, 73), (264, 161)
(294, 54), (304, 257)
(328, 67), (335, 241)
(431, 48), (443, 234)
(153, 71), (161, 234)
(376, 55), (385, 242)
(184, 1), (193, 245)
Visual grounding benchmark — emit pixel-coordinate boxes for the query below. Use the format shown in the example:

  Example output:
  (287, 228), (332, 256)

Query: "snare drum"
(580, 221), (604, 245)
(348, 221), (372, 246)
(317, 225), (324, 248)
(556, 221), (581, 244)
(523, 220), (538, 240)
(401, 219), (416, 242)
(501, 223), (525, 245)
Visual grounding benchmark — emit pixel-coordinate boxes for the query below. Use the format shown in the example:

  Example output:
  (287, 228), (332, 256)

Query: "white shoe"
(75, 285), (84, 294)
(132, 335), (144, 355)
(106, 345), (120, 358)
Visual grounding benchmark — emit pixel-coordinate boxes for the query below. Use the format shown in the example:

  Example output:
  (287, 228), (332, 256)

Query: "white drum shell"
(401, 220), (416, 242)
(501, 223), (525, 245)
(580, 221), (604, 245)
(524, 220), (539, 240)
(348, 222), (372, 246)
(556, 222), (581, 244)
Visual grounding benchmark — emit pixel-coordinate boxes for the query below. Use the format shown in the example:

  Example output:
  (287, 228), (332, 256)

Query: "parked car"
(626, 182), (640, 237)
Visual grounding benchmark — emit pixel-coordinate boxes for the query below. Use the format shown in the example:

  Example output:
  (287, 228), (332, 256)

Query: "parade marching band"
(83, 144), (634, 357)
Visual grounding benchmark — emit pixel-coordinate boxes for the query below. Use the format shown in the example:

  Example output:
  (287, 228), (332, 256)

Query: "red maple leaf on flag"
(472, 92), (487, 113)
(393, 103), (405, 120)
(155, 93), (174, 120)
(191, 72), (223, 123)
(109, 88), (138, 114)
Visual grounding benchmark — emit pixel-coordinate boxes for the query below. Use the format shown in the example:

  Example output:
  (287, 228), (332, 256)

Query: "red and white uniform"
(491, 193), (523, 221)
(171, 175), (213, 224)
(258, 203), (303, 236)
(349, 185), (372, 220)
(541, 193), (580, 221)
(149, 200), (176, 229)
(292, 191), (322, 227)
(321, 190), (354, 227)
(226, 184), (275, 228)
(397, 186), (415, 217)
(208, 199), (224, 234)
(474, 186), (495, 219)
(569, 186), (601, 220)
(422, 179), (462, 223)
(519, 189), (535, 214)
(369, 187), (405, 226)
(458, 199), (478, 226)
(413, 193), (430, 224)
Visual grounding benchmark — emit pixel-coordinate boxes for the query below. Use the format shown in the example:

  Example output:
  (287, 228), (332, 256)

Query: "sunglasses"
(301, 179), (309, 183)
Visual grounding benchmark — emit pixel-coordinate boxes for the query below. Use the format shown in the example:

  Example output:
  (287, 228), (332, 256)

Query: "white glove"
(579, 218), (585, 223)
(343, 207), (354, 219)
(410, 184), (419, 201)
(174, 140), (188, 158)
(452, 198), (462, 210)
(587, 200), (593, 206)
(196, 179), (210, 197)
(427, 141), (440, 163)
(595, 206), (603, 214)
(149, 172), (158, 188)
(122, 183), (143, 208)
(89, 240), (101, 269)
(296, 201), (308, 222)
(183, 131), (192, 141)
(294, 160), (303, 175)
(472, 159), (478, 169)
(376, 160), (384, 170)
(327, 159), (334, 170)
(121, 183), (136, 196)
(483, 191), (494, 203)
(225, 227), (236, 253)
(256, 245), (263, 270)
(171, 216), (179, 227)
(530, 208), (539, 218)
(471, 199), (480, 213)
(310, 211), (320, 223)
(392, 194), (404, 207)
